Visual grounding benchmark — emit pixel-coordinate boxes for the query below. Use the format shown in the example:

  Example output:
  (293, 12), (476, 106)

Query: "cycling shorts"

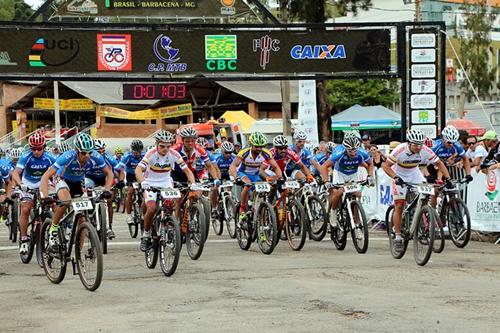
(126, 173), (136, 184)
(237, 171), (261, 183)
(55, 178), (84, 198)
(392, 170), (425, 201)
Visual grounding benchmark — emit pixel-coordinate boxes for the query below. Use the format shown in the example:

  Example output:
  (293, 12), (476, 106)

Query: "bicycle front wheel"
(447, 198), (471, 248)
(432, 210), (445, 254)
(256, 202), (277, 255)
(224, 195), (236, 239)
(235, 203), (251, 251)
(40, 220), (67, 285)
(413, 205), (435, 266)
(212, 201), (223, 236)
(128, 202), (140, 238)
(186, 202), (206, 260)
(285, 199), (307, 251)
(386, 205), (408, 259)
(20, 220), (36, 264)
(159, 217), (181, 277)
(201, 197), (211, 241)
(145, 222), (158, 269)
(306, 195), (328, 242)
(9, 201), (19, 243)
(331, 207), (347, 251)
(349, 201), (369, 254)
(97, 203), (108, 255)
(75, 222), (103, 291)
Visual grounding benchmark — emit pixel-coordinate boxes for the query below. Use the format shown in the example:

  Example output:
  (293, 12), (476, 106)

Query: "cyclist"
(118, 140), (145, 225)
(0, 154), (13, 225)
(195, 137), (219, 181)
(114, 147), (124, 163)
(429, 125), (473, 183)
(381, 129), (453, 252)
(216, 141), (236, 181)
(135, 130), (195, 252)
(286, 131), (322, 181)
(11, 133), (56, 255)
(86, 139), (125, 239)
(40, 133), (114, 249)
(312, 141), (335, 178)
(319, 136), (374, 238)
(229, 131), (282, 222)
(8, 147), (23, 169)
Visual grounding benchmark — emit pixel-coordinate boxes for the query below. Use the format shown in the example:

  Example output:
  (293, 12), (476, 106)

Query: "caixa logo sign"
(29, 37), (80, 67)
(290, 44), (346, 60)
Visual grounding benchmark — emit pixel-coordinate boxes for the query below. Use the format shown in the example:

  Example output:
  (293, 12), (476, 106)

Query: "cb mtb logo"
(29, 37), (80, 67)
(148, 34), (187, 72)
(97, 34), (132, 71)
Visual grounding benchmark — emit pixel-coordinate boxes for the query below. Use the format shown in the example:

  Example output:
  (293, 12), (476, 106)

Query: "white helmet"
(94, 139), (106, 150)
(342, 136), (361, 150)
(325, 141), (335, 153)
(179, 126), (197, 138)
(344, 130), (361, 139)
(196, 137), (209, 148)
(442, 125), (459, 143)
(221, 141), (234, 153)
(155, 130), (175, 143)
(273, 135), (288, 147)
(9, 147), (23, 159)
(293, 131), (307, 140)
(407, 129), (425, 145)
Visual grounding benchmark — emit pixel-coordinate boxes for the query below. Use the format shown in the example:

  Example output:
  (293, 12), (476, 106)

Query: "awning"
(219, 111), (256, 132)
(447, 118), (486, 136)
(331, 104), (401, 131)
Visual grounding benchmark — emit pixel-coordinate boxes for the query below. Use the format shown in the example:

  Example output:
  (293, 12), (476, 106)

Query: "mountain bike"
(329, 181), (369, 254)
(3, 190), (20, 243)
(143, 187), (181, 276)
(294, 180), (328, 242)
(385, 182), (438, 266)
(128, 182), (144, 239)
(40, 196), (103, 291)
(85, 187), (109, 255)
(235, 180), (278, 255)
(211, 180), (236, 238)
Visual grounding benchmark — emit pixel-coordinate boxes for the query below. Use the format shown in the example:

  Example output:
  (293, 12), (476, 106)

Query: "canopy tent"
(446, 118), (486, 136)
(331, 104), (401, 131)
(219, 111), (256, 132)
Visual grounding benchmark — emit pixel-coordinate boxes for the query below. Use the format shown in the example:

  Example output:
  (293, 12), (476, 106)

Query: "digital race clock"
(122, 83), (187, 100)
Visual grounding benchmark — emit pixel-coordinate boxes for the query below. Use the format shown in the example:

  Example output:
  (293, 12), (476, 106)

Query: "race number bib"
(344, 183), (361, 193)
(284, 180), (300, 189)
(161, 189), (181, 199)
(72, 199), (93, 211)
(255, 182), (271, 193)
(417, 184), (434, 195)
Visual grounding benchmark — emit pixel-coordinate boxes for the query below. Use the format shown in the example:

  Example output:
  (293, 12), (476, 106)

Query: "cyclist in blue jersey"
(117, 140), (145, 225)
(320, 136), (374, 213)
(216, 141), (236, 181)
(312, 141), (335, 177)
(11, 133), (56, 255)
(0, 156), (13, 225)
(40, 133), (114, 249)
(86, 139), (125, 239)
(114, 147), (123, 163)
(287, 131), (322, 180)
(428, 125), (473, 183)
(195, 137), (220, 181)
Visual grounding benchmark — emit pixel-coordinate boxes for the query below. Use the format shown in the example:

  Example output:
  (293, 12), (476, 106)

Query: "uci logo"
(29, 37), (80, 67)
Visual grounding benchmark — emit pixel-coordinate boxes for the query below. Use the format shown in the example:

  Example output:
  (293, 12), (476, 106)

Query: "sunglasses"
(224, 151), (233, 154)
(32, 147), (44, 152)
(79, 151), (91, 156)
(158, 143), (171, 149)
(254, 145), (265, 148)
(277, 146), (287, 150)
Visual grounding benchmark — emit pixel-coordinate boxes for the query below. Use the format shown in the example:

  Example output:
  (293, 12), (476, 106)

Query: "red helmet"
(424, 136), (434, 148)
(28, 132), (46, 148)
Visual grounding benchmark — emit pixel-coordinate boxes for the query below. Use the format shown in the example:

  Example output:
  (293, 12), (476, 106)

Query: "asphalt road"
(0, 214), (499, 333)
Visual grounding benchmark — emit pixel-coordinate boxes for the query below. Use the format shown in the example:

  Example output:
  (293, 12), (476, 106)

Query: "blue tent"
(331, 104), (401, 131)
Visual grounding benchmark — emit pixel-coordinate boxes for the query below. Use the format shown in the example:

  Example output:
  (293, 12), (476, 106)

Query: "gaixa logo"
(290, 44), (346, 60)
(29, 38), (80, 67)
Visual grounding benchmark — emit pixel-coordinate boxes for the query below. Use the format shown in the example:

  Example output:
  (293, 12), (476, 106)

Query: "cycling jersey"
(118, 151), (144, 175)
(388, 143), (438, 180)
(329, 146), (371, 175)
(53, 150), (107, 182)
(195, 151), (216, 175)
(0, 158), (12, 181)
(138, 147), (187, 188)
(216, 153), (236, 180)
(236, 147), (272, 175)
(87, 152), (120, 179)
(15, 150), (55, 187)
(265, 147), (301, 172)
(312, 152), (329, 176)
(286, 144), (313, 171)
(172, 143), (209, 174)
(432, 139), (465, 160)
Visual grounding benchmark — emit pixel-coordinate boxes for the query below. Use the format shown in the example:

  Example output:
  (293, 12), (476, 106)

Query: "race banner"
(297, 80), (319, 147)
(97, 103), (192, 120)
(33, 98), (93, 110)
(466, 169), (500, 232)
(158, 103), (192, 119)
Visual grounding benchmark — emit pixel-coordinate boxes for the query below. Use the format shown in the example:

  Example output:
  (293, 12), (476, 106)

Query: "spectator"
(369, 144), (386, 169)
(389, 141), (400, 154)
(361, 134), (371, 149)
(464, 135), (478, 161)
(473, 131), (497, 172)
(234, 142), (242, 154)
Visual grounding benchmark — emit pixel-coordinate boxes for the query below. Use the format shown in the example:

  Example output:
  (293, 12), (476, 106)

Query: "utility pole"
(279, 1), (292, 136)
(415, 0), (423, 22)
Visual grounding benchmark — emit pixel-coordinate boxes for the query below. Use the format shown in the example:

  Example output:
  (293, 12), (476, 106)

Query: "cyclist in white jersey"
(382, 129), (453, 252)
(135, 130), (195, 252)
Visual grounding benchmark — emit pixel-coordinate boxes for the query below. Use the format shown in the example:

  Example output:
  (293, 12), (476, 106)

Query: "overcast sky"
(25, 0), (44, 8)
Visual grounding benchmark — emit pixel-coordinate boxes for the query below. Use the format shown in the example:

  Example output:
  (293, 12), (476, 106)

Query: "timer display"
(122, 83), (187, 100)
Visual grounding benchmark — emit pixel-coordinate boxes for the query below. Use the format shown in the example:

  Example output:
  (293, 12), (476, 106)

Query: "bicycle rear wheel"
(75, 222), (103, 291)
(285, 199), (306, 251)
(306, 195), (327, 242)
(212, 201), (224, 236)
(145, 222), (158, 269)
(159, 217), (181, 277)
(413, 205), (435, 266)
(256, 202), (277, 255)
(386, 205), (408, 259)
(186, 202), (206, 260)
(201, 197), (211, 241)
(349, 201), (369, 254)
(446, 198), (471, 248)
(235, 203), (252, 251)
(331, 207), (347, 251)
(9, 201), (19, 243)
(224, 195), (236, 238)
(40, 220), (67, 284)
(97, 203), (108, 255)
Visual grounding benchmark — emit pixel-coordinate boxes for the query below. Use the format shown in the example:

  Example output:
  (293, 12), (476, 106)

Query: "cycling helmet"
(406, 128), (425, 145)
(221, 141), (234, 153)
(94, 139), (106, 150)
(74, 133), (94, 153)
(424, 137), (434, 148)
(154, 130), (175, 144)
(179, 126), (197, 138)
(249, 131), (268, 146)
(131, 139), (144, 152)
(344, 130), (361, 139)
(326, 141), (335, 153)
(214, 148), (221, 154)
(442, 125), (459, 143)
(58, 141), (70, 153)
(9, 147), (23, 159)
(293, 130), (307, 141)
(114, 147), (123, 154)
(28, 132), (46, 148)
(272, 135), (288, 147)
(342, 136), (361, 150)
(196, 137), (209, 148)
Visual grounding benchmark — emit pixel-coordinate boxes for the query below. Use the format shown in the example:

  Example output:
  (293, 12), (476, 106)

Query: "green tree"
(458, 0), (497, 99)
(0, 0), (34, 20)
